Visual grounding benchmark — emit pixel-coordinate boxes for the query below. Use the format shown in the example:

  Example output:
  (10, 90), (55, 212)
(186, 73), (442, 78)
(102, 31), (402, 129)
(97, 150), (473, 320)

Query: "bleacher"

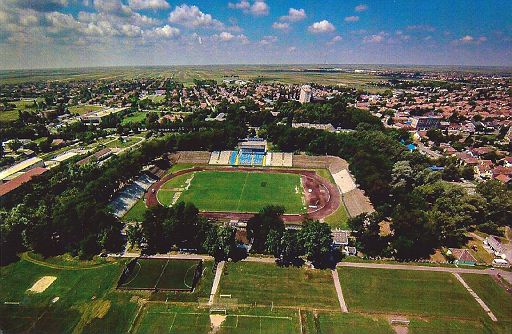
(253, 153), (265, 166)
(239, 152), (253, 165)
(229, 151), (238, 165)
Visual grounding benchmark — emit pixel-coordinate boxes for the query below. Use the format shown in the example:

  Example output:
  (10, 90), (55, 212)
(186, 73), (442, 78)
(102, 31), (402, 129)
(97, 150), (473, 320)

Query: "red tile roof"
(0, 167), (48, 197)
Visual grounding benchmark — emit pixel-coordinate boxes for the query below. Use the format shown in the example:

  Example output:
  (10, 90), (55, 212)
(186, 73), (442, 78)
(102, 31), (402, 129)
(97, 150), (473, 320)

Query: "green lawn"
(218, 262), (338, 309)
(161, 173), (193, 190)
(461, 274), (512, 321)
(121, 198), (147, 222)
(303, 311), (395, 334)
(0, 257), (137, 333)
(324, 201), (349, 229)
(68, 104), (103, 115)
(337, 267), (484, 319)
(121, 111), (147, 125)
(120, 259), (200, 290)
(165, 170), (305, 214)
(134, 304), (300, 334)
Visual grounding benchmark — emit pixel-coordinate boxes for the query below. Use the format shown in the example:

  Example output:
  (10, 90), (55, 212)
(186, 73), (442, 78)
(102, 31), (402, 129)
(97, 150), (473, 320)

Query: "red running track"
(145, 166), (341, 223)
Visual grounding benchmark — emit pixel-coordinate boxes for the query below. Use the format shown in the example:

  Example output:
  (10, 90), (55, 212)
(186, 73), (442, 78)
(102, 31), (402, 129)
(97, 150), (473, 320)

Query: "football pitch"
(158, 170), (305, 214)
(118, 259), (201, 291)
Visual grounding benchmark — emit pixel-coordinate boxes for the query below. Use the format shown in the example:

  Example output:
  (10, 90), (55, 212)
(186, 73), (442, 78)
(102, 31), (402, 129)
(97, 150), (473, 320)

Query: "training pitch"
(158, 170), (305, 214)
(118, 258), (202, 291)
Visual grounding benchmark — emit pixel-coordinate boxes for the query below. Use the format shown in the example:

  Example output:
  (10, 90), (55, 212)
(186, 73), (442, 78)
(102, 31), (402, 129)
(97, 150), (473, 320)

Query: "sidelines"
(452, 273), (497, 322)
(332, 269), (348, 313)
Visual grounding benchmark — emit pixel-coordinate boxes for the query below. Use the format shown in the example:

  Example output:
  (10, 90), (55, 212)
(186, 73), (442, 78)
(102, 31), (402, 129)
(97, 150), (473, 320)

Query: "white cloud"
(363, 31), (388, 43)
(327, 35), (342, 45)
(287, 46), (296, 52)
(455, 35), (487, 45)
(461, 35), (474, 42)
(259, 35), (277, 45)
(250, 1), (269, 16)
(145, 24), (180, 38)
(219, 31), (234, 41)
(212, 32), (249, 44)
(94, 0), (132, 17)
(280, 8), (306, 22)
(308, 20), (335, 34)
(229, 0), (269, 16)
(168, 4), (224, 29)
(344, 16), (359, 23)
(120, 24), (141, 37)
(355, 4), (368, 12)
(128, 0), (170, 11)
(228, 0), (250, 10)
(272, 22), (289, 31)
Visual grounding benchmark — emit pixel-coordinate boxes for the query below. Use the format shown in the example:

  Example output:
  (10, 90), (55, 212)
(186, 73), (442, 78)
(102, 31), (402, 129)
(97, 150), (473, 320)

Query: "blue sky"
(0, 0), (511, 69)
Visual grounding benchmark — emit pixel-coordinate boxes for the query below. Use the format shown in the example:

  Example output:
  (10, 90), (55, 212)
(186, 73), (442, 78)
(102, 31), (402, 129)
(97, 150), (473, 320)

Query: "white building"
(299, 85), (312, 104)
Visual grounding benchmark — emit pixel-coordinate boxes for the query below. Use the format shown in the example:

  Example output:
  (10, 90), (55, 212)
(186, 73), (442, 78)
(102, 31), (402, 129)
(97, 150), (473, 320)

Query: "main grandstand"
(209, 138), (293, 167)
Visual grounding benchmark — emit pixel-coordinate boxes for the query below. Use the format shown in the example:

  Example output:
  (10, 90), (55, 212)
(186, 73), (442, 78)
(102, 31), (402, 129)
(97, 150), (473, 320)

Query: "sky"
(0, 0), (511, 69)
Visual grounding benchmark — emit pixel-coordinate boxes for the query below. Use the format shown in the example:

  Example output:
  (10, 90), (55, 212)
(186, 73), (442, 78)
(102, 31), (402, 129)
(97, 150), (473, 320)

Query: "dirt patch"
(209, 314), (226, 333)
(27, 276), (57, 293)
(386, 315), (410, 334)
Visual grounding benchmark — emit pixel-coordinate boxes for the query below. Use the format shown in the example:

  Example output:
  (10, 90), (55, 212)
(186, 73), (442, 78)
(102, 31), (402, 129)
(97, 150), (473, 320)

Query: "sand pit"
(27, 276), (57, 293)
(209, 314), (226, 332)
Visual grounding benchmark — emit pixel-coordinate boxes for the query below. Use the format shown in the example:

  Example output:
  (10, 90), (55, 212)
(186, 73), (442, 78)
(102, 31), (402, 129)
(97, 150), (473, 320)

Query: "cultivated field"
(158, 170), (305, 214)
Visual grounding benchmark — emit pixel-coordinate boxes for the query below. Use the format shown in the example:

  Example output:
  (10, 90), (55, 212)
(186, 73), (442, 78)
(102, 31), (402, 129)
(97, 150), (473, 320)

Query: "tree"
(126, 223), (143, 248)
(299, 220), (332, 265)
(348, 212), (388, 257)
(279, 230), (303, 264)
(247, 206), (285, 253)
(8, 139), (22, 153)
(203, 225), (236, 260)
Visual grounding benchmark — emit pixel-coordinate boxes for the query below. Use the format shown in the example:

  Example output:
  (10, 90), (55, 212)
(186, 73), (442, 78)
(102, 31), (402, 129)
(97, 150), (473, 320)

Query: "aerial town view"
(0, 1), (511, 333)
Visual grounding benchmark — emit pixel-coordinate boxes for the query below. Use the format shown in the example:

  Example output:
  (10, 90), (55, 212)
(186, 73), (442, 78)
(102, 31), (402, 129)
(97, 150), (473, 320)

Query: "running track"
(145, 166), (341, 223)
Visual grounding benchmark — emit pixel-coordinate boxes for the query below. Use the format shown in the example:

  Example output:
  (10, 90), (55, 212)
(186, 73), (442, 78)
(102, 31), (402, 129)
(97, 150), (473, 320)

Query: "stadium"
(141, 139), (372, 224)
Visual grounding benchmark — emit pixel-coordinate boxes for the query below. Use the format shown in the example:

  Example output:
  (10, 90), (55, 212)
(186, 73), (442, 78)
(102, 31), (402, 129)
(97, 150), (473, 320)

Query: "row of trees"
(126, 205), (335, 266)
(0, 121), (248, 264)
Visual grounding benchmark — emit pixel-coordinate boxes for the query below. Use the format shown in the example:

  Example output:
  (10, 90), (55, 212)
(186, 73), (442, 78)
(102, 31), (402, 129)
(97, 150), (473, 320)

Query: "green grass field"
(159, 170), (305, 214)
(303, 311), (395, 334)
(119, 259), (200, 290)
(218, 262), (338, 309)
(134, 304), (301, 334)
(461, 274), (512, 321)
(121, 111), (147, 125)
(121, 198), (147, 222)
(337, 267), (484, 319)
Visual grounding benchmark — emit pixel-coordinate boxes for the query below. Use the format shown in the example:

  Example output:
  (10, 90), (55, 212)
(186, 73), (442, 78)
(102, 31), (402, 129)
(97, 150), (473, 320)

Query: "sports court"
(118, 258), (202, 291)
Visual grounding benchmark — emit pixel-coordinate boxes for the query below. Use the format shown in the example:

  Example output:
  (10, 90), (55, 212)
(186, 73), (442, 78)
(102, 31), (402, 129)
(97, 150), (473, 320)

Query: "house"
(0, 167), (48, 197)
(0, 157), (44, 183)
(484, 236), (504, 256)
(332, 230), (349, 249)
(76, 148), (112, 166)
(447, 248), (477, 266)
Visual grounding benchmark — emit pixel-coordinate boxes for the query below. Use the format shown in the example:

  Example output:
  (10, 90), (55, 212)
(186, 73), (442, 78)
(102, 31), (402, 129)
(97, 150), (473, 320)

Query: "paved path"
(209, 261), (225, 305)
(331, 269), (348, 313)
(452, 273), (497, 321)
(337, 262), (512, 285)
